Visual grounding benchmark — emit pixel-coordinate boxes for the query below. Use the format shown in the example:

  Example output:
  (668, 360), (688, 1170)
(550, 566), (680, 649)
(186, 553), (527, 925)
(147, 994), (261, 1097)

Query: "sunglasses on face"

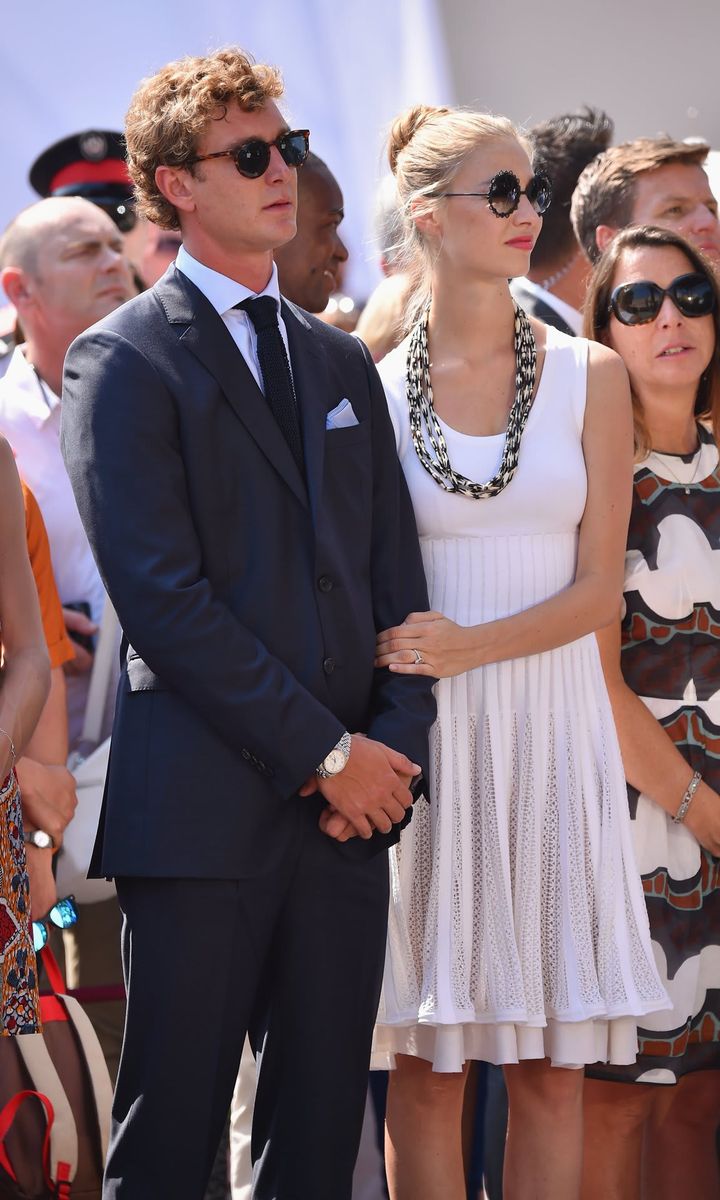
(608, 272), (716, 326)
(186, 129), (310, 179)
(32, 895), (77, 954)
(441, 169), (552, 218)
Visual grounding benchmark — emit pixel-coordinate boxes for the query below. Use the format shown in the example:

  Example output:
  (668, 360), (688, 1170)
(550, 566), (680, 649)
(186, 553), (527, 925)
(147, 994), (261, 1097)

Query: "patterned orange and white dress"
(0, 770), (40, 1035)
(588, 425), (720, 1084)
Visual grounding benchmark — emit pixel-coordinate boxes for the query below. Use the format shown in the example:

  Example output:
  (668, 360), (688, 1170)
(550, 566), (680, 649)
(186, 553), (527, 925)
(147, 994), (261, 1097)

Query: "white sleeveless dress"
(372, 324), (668, 1071)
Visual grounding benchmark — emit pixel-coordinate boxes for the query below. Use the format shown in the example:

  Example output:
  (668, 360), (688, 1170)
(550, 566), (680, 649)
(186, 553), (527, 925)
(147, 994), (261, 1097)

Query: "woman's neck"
(426, 268), (516, 358)
(639, 385), (700, 454)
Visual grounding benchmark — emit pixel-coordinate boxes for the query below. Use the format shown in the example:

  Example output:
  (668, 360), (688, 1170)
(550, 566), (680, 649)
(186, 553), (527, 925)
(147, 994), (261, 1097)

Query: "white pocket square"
(326, 398), (359, 430)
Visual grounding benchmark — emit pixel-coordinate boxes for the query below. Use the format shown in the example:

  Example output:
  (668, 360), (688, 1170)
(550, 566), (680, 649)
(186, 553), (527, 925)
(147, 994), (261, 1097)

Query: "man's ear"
(595, 225), (618, 256)
(155, 165), (196, 217)
(1, 267), (31, 312)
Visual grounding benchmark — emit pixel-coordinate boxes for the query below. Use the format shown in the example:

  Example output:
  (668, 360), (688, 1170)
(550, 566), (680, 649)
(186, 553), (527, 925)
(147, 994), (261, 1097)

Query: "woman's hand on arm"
(375, 345), (634, 679)
(375, 610), (472, 678)
(597, 619), (720, 856)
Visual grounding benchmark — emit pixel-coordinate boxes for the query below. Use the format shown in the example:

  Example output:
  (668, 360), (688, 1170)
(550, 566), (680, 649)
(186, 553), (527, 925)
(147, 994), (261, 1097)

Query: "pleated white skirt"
(373, 534), (669, 1071)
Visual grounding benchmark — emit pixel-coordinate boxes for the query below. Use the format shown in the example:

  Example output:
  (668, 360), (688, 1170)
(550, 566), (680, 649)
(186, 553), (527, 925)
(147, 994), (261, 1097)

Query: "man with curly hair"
(60, 46), (435, 1200)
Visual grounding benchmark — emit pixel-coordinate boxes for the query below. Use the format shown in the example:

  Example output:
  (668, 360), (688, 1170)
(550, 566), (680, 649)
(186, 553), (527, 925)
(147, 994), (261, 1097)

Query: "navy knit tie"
(236, 296), (305, 475)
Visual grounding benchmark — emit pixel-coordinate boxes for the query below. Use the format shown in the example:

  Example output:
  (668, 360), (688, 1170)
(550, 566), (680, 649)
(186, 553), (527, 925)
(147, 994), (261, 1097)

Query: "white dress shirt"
(175, 246), (292, 391)
(0, 346), (112, 746)
(0, 346), (106, 624)
(510, 277), (583, 336)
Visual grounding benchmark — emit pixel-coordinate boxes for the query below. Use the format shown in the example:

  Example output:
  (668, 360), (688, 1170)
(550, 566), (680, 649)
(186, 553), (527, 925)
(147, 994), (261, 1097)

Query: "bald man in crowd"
(0, 196), (135, 1079)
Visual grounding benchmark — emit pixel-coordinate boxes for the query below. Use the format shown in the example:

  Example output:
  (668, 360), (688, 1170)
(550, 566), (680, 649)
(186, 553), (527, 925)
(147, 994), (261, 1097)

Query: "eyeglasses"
(440, 170), (552, 218)
(608, 272), (716, 326)
(186, 129), (310, 179)
(32, 895), (77, 953)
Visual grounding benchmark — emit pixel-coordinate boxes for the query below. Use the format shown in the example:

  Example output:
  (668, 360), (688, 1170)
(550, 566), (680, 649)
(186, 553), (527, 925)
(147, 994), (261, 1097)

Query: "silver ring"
(412, 648), (424, 665)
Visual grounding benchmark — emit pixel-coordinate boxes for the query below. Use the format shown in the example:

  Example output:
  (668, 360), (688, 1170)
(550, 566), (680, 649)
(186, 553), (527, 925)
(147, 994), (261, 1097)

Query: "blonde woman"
(369, 107), (668, 1200)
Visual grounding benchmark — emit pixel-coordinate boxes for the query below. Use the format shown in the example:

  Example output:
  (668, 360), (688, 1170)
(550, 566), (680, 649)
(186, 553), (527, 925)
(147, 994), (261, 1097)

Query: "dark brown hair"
(124, 47), (284, 230)
(529, 106), (613, 273)
(571, 137), (709, 264)
(583, 224), (720, 458)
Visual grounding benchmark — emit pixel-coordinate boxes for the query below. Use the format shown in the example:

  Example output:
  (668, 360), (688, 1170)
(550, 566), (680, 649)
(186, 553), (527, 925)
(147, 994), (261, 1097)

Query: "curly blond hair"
(125, 47), (284, 229)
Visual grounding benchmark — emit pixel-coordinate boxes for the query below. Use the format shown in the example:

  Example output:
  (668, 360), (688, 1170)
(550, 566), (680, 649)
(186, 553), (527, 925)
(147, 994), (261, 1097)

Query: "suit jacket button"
(323, 657), (335, 675)
(318, 575), (334, 593)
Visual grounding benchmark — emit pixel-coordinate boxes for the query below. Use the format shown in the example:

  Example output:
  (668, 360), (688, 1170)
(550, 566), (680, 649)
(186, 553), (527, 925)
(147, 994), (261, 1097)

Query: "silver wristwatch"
(316, 731), (352, 779)
(23, 828), (55, 851)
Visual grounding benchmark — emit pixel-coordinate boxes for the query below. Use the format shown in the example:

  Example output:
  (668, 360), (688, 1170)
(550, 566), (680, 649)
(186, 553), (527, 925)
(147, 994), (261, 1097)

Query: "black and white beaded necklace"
(406, 302), (537, 499)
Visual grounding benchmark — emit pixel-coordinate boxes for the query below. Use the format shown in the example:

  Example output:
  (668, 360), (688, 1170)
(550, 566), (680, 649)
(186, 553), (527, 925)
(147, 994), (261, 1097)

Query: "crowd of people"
(0, 43), (718, 1200)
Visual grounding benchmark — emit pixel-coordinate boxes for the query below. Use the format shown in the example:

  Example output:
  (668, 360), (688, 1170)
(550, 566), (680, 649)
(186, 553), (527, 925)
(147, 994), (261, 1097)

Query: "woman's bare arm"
(596, 618), (720, 856)
(0, 438), (51, 776)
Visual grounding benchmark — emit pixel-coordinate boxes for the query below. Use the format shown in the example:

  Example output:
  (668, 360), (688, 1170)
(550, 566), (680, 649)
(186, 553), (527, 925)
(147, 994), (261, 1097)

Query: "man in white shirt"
(60, 46), (434, 1200)
(0, 195), (134, 737)
(511, 107), (614, 337)
(0, 195), (135, 1083)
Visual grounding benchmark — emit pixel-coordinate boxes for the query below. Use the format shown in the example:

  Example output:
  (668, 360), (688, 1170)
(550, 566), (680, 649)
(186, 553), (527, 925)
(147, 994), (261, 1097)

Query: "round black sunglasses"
(186, 129), (310, 180)
(608, 272), (716, 327)
(440, 169), (552, 218)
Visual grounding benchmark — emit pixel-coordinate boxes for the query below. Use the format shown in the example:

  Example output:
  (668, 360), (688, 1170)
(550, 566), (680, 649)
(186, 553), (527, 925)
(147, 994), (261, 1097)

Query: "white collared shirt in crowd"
(510, 277), (583, 336)
(0, 346), (106, 625)
(175, 245), (293, 391)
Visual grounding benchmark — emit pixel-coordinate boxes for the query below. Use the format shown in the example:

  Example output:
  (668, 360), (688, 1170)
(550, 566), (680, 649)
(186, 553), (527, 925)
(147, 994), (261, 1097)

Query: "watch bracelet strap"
(316, 730), (352, 777)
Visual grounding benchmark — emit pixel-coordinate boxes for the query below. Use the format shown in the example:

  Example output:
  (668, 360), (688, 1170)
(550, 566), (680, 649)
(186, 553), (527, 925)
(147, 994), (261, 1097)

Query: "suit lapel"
(282, 300), (330, 526)
(155, 267), (308, 509)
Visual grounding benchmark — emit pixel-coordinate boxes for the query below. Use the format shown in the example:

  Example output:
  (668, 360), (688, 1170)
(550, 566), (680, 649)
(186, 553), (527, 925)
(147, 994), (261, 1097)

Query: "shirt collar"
(515, 278), (583, 336)
(2, 346), (61, 426)
(175, 245), (281, 317)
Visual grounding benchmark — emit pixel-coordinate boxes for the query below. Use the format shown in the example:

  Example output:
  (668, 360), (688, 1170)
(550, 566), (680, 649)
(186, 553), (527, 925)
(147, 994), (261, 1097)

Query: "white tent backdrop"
(0, 0), (453, 298)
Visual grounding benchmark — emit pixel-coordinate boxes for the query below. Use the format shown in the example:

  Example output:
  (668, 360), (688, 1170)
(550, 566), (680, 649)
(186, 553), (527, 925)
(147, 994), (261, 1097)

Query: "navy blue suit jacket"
(61, 266), (436, 879)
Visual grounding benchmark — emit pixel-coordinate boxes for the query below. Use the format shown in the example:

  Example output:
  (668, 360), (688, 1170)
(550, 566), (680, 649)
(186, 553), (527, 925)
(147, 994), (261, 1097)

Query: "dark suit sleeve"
(62, 327), (343, 799)
(358, 340), (437, 778)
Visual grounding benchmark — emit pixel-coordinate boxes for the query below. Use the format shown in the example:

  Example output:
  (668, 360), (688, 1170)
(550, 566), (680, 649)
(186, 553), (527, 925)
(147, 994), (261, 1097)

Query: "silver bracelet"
(673, 770), (702, 824)
(0, 726), (16, 772)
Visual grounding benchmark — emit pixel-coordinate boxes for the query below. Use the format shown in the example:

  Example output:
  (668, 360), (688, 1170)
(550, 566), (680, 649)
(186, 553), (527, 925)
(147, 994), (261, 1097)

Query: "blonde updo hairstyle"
(388, 104), (532, 327)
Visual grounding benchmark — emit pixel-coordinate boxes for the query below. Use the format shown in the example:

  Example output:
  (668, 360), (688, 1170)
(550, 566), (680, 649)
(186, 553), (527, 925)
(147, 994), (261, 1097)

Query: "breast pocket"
(325, 423), (372, 448)
(323, 423), (373, 528)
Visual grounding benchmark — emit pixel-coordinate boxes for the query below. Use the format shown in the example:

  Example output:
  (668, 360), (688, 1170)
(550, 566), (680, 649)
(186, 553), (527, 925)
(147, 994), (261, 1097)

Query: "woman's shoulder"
(376, 336), (410, 394)
(376, 336), (412, 450)
(547, 330), (628, 394)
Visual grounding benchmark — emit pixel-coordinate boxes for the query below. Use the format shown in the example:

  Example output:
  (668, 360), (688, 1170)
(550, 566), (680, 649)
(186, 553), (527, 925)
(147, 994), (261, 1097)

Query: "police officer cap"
(28, 130), (137, 232)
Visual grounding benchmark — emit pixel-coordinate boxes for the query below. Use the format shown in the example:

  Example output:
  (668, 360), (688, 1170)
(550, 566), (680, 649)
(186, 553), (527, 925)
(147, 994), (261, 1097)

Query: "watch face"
(29, 830), (53, 850)
(325, 748), (346, 775)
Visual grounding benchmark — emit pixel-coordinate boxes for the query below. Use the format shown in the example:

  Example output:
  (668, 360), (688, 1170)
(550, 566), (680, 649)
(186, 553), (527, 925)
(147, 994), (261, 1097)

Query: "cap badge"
(79, 132), (108, 162)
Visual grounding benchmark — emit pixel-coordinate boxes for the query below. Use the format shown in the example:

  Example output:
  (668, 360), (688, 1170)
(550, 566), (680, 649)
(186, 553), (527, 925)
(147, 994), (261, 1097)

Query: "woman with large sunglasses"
(362, 105), (668, 1200)
(581, 224), (720, 1200)
(0, 436), (51, 1034)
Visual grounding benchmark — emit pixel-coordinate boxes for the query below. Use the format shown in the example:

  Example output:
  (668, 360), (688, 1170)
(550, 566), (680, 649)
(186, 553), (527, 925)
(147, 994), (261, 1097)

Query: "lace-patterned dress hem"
(371, 1014), (643, 1072)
